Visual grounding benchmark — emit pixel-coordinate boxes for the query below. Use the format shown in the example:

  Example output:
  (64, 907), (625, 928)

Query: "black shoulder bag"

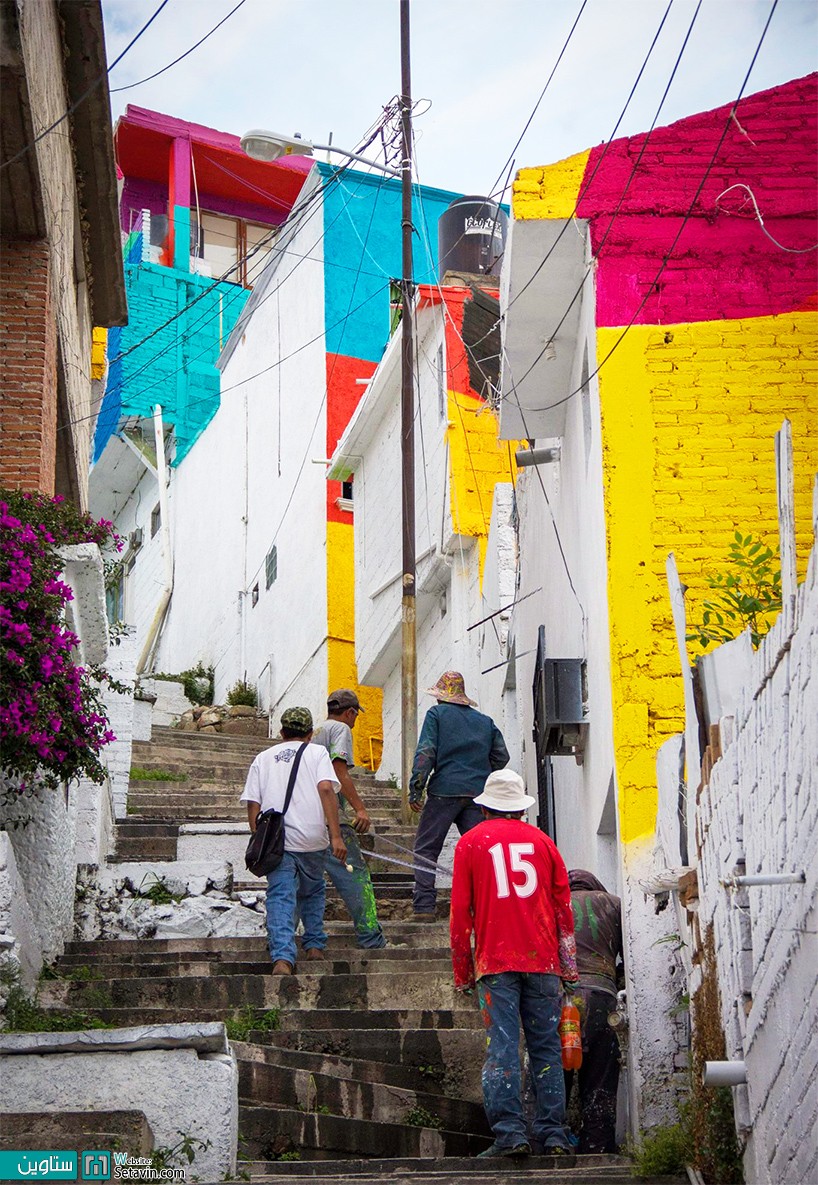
(245, 742), (308, 877)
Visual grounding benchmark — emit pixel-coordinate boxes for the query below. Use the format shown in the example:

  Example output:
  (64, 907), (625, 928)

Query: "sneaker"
(304, 948), (325, 961)
(271, 960), (294, 975)
(476, 1141), (531, 1159)
(543, 1143), (572, 1156)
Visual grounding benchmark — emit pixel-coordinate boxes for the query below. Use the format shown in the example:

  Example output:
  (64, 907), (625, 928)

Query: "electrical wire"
(506, 0), (781, 418)
(0, 0), (171, 173)
(714, 183), (818, 254)
(111, 0), (248, 93)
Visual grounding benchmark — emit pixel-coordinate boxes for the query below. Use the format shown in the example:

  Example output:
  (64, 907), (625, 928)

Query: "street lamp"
(240, 129), (400, 178)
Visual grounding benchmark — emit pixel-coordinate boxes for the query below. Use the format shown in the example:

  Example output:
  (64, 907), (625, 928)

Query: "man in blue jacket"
(409, 671), (509, 919)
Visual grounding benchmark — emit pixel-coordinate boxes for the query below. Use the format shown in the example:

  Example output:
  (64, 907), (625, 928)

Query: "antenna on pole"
(399, 0), (417, 824)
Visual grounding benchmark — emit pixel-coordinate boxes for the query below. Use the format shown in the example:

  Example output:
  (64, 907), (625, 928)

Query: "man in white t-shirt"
(240, 706), (346, 975)
(312, 689), (386, 950)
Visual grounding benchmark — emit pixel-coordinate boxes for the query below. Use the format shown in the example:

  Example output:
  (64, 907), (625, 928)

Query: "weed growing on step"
(150, 1132), (211, 1176)
(224, 1004), (280, 1041)
(39, 963), (102, 983)
(277, 1152), (301, 1162)
(3, 985), (112, 1032)
(632, 1123), (691, 1178)
(134, 874), (186, 905)
(130, 766), (188, 782)
(415, 1063), (446, 1085)
(404, 1105), (444, 1129)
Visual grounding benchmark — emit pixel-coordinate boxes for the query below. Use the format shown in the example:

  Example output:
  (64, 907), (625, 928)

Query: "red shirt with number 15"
(449, 817), (577, 990)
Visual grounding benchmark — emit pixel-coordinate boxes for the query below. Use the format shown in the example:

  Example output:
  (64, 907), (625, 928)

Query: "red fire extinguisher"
(559, 995), (582, 1070)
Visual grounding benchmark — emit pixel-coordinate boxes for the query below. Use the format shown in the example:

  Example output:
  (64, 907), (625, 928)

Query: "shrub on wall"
(0, 489), (121, 792)
(227, 680), (258, 708)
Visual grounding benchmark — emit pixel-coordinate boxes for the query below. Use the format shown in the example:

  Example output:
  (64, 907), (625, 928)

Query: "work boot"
(304, 948), (325, 961)
(271, 960), (294, 975)
(476, 1141), (531, 1158)
(413, 911), (437, 923)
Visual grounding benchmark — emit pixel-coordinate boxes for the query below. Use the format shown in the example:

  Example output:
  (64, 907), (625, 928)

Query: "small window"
(106, 566), (124, 624)
(265, 544), (278, 590)
(151, 503), (161, 538)
(342, 480), (354, 502)
(252, 583), (259, 607)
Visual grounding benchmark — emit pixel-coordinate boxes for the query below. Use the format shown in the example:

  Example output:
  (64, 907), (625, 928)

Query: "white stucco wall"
(157, 181), (329, 713)
(505, 235), (619, 888)
(696, 526), (818, 1185)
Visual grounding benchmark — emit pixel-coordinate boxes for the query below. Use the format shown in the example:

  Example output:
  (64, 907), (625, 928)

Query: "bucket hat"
(425, 671), (477, 707)
(474, 769), (535, 812)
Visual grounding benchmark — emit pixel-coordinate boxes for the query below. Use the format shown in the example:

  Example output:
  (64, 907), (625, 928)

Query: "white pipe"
(136, 406), (174, 674)
(702, 1061), (747, 1087)
(722, 871), (806, 889)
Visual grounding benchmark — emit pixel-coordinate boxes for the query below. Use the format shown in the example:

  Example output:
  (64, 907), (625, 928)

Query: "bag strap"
(281, 741), (308, 818)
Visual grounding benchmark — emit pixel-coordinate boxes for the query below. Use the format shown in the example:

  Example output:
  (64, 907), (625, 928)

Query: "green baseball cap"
(280, 706), (313, 732)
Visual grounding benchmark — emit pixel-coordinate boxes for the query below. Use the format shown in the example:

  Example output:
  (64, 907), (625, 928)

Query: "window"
(251, 583), (259, 607)
(342, 480), (354, 502)
(106, 566), (124, 624)
(193, 212), (274, 288)
(151, 503), (161, 538)
(265, 544), (278, 590)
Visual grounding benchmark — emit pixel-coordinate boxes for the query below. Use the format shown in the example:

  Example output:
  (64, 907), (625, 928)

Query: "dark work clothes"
(564, 988), (620, 1154)
(566, 875), (623, 1153)
(408, 702), (509, 801)
(412, 795), (482, 914)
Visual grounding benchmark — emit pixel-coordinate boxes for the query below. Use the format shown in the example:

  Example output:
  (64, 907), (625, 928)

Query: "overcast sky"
(101, 0), (816, 197)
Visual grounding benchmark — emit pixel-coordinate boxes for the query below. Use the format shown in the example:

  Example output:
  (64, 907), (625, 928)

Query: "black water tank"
(438, 196), (507, 278)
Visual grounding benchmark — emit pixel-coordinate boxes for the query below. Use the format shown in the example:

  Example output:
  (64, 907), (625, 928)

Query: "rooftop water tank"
(438, 195), (507, 278)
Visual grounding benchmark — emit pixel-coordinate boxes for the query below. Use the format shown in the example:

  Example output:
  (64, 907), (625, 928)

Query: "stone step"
(231, 1039), (459, 1099)
(58, 943), (447, 969)
(238, 1156), (644, 1183)
(39, 1006), (483, 1031)
(136, 726), (276, 752)
(39, 970), (462, 1014)
(63, 928), (449, 958)
(237, 1054), (490, 1135)
(238, 1104), (491, 1161)
(0, 1110), (154, 1160)
(50, 956), (451, 981)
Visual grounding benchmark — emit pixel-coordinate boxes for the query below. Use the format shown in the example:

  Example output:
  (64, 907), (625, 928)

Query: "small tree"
(687, 532), (782, 652)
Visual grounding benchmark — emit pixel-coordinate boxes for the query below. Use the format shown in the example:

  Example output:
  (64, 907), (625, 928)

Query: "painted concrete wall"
(695, 521), (818, 1185)
(506, 72), (818, 1133)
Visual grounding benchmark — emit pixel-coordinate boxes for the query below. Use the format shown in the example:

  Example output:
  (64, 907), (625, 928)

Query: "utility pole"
(399, 0), (416, 824)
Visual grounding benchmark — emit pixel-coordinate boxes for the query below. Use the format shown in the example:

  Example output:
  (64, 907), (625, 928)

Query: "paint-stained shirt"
(409, 702), (509, 800)
(449, 817), (577, 989)
(571, 889), (622, 994)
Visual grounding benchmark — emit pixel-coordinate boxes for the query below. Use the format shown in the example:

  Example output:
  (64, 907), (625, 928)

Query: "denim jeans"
(266, 849), (327, 966)
(477, 971), (571, 1151)
(324, 824), (386, 948)
(412, 794), (483, 913)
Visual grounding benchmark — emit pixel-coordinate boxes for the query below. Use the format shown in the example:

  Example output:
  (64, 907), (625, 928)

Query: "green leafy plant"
(150, 1132), (212, 1173)
(404, 1105), (444, 1129)
(3, 984), (112, 1032)
(227, 680), (258, 708)
(633, 1123), (691, 1178)
(154, 662), (214, 706)
(278, 1152), (301, 1162)
(224, 1005), (281, 1041)
(130, 766), (187, 782)
(136, 876), (186, 906)
(687, 532), (782, 651)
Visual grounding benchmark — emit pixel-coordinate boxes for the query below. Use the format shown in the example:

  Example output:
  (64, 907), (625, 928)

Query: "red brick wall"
(0, 238), (57, 493)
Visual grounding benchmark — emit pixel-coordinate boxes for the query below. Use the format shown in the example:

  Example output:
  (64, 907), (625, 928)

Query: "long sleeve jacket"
(409, 702), (509, 801)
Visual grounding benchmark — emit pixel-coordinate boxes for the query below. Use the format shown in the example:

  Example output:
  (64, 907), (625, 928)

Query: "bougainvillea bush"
(1, 489), (122, 792)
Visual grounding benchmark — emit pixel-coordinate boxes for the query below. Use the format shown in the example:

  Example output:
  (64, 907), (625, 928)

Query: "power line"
(0, 0), (171, 173)
(507, 0), (781, 419)
(111, 0), (248, 93)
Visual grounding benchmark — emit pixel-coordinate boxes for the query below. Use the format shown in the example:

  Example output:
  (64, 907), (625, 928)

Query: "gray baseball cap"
(327, 689), (364, 713)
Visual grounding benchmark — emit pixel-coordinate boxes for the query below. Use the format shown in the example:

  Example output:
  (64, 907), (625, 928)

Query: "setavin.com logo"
(0, 1150), (186, 1181)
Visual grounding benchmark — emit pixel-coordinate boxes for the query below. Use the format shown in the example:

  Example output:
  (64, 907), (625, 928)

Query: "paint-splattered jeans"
(477, 971), (571, 1151)
(324, 824), (386, 948)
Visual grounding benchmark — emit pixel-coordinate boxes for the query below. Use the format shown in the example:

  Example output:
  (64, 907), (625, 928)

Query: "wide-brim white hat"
(474, 769), (535, 812)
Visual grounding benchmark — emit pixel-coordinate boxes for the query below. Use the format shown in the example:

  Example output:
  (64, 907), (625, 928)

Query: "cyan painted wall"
(93, 262), (250, 464)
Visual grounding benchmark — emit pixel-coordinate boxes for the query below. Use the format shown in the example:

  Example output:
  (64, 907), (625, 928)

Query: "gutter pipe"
(136, 405), (174, 674)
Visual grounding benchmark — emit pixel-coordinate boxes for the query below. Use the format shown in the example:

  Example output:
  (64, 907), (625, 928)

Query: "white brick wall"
(696, 512), (818, 1185)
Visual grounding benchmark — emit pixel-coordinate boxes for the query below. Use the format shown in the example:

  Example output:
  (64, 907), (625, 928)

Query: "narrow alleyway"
(38, 730), (679, 1183)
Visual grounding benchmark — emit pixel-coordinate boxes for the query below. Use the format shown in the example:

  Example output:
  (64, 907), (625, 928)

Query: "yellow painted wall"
(91, 327), (107, 381)
(513, 150), (591, 220)
(600, 313), (818, 843)
(447, 389), (520, 578)
(326, 518), (384, 769)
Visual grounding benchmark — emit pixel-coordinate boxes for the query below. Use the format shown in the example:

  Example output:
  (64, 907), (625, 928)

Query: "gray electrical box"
(541, 658), (587, 757)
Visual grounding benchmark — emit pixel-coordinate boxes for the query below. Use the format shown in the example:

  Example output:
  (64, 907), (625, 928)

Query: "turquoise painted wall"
(319, 164), (461, 363)
(94, 261), (249, 464)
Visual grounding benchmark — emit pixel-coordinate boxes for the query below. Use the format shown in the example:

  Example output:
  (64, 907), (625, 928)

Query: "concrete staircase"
(41, 728), (670, 1182)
